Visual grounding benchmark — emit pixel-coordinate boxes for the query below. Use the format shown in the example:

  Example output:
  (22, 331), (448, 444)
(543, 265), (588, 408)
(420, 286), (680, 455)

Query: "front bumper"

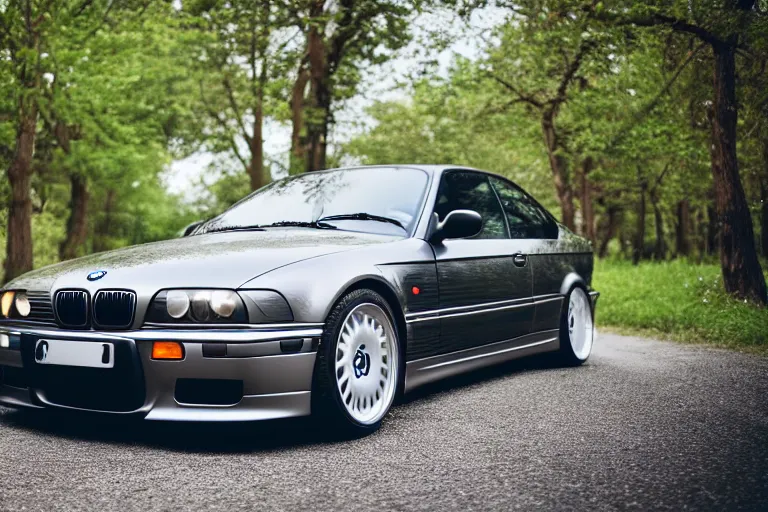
(0, 325), (322, 421)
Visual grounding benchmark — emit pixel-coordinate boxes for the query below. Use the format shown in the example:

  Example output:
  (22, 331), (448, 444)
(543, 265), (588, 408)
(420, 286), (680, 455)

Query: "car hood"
(5, 229), (399, 294)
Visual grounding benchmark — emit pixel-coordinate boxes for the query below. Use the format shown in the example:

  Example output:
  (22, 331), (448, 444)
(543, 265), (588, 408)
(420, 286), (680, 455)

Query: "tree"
(187, 0), (298, 189)
(292, 0), (423, 172)
(0, 0), (153, 278)
(343, 62), (561, 211)
(481, 13), (600, 230)
(0, 0), (50, 280)
(46, 3), (199, 260)
(593, 0), (768, 304)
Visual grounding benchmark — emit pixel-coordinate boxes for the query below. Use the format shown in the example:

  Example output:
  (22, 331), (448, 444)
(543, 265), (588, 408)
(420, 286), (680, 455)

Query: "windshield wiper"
(253, 220), (337, 230)
(318, 213), (406, 230)
(200, 220), (336, 233)
(200, 224), (266, 234)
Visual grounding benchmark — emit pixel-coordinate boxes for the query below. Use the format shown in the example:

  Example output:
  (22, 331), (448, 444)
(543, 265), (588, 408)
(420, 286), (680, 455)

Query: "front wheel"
(557, 287), (594, 366)
(312, 289), (401, 436)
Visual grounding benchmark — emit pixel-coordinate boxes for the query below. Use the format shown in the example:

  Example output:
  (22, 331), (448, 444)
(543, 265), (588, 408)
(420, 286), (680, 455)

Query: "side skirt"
(404, 329), (560, 393)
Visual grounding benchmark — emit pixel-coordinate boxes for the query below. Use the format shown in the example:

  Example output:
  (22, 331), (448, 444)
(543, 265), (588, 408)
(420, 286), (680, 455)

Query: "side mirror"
(429, 209), (483, 244)
(181, 220), (204, 237)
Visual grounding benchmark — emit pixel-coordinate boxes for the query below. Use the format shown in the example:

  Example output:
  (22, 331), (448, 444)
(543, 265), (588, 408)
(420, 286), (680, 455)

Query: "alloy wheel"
(334, 303), (398, 425)
(567, 288), (593, 361)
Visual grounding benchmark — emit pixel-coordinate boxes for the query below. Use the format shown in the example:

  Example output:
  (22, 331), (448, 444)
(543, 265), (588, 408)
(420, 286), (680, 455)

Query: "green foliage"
(0, 0), (206, 275)
(345, 1), (768, 264)
(594, 259), (768, 353)
(343, 60), (559, 212)
(0, 0), (766, 313)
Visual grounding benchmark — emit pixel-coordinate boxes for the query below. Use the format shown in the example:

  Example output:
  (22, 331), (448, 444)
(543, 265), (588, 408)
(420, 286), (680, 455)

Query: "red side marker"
(412, 286), (421, 295)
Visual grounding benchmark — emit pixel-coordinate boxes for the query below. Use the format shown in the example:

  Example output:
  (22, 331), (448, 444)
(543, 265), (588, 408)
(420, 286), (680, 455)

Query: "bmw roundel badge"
(87, 270), (107, 281)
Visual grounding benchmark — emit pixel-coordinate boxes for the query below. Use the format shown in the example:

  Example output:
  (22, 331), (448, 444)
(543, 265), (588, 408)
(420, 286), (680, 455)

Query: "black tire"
(311, 288), (402, 437)
(557, 286), (594, 367)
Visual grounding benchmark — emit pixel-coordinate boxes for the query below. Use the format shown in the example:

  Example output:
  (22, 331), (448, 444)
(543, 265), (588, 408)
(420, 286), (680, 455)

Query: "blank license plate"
(34, 339), (114, 369)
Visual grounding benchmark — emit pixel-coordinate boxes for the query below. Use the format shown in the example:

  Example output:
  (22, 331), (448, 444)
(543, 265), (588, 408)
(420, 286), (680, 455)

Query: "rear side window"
(490, 177), (559, 239)
(434, 172), (507, 239)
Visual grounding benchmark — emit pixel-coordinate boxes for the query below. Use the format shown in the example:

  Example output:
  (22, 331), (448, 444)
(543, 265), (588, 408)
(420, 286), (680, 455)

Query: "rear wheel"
(312, 289), (401, 436)
(558, 287), (594, 366)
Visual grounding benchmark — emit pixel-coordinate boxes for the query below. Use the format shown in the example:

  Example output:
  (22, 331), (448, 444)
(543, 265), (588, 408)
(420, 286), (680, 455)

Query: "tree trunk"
(307, 97), (330, 172)
(4, 102), (37, 283)
(675, 199), (691, 257)
(248, 61), (267, 191)
(652, 200), (665, 260)
(289, 65), (309, 174)
(248, 108), (264, 191)
(598, 206), (620, 258)
(694, 208), (705, 262)
(760, 177), (768, 258)
(541, 112), (575, 230)
(708, 41), (766, 304)
(761, 139), (768, 257)
(59, 174), (89, 260)
(93, 189), (116, 253)
(247, 0), (270, 190)
(633, 180), (647, 265)
(53, 123), (90, 261)
(305, 1), (330, 172)
(579, 157), (596, 242)
(706, 204), (718, 256)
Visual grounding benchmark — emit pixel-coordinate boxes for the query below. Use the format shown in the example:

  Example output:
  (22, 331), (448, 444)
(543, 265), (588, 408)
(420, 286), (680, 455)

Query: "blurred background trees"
(0, 0), (766, 305)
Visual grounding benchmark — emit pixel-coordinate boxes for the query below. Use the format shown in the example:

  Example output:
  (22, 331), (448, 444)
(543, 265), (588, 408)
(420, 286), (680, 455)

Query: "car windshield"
(197, 167), (429, 236)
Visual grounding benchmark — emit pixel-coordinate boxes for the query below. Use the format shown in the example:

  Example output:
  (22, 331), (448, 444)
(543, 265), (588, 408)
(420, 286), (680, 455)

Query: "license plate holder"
(34, 339), (115, 369)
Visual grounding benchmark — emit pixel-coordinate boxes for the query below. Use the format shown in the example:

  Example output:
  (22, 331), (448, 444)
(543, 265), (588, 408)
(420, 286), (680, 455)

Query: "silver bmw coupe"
(0, 165), (598, 435)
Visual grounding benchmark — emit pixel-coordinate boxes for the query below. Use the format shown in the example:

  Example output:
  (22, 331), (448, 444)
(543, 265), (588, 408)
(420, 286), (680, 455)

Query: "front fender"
(239, 238), (435, 323)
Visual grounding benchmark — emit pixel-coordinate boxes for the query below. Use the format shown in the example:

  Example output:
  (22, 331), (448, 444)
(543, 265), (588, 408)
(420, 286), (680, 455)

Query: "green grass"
(593, 259), (768, 354)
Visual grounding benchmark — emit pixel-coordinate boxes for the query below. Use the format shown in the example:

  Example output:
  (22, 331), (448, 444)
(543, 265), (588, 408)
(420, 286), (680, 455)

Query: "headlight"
(1, 291), (15, 318)
(145, 289), (248, 324)
(166, 290), (190, 319)
(14, 293), (30, 317)
(210, 290), (238, 318)
(190, 292), (212, 321)
(1, 290), (31, 318)
(145, 289), (293, 325)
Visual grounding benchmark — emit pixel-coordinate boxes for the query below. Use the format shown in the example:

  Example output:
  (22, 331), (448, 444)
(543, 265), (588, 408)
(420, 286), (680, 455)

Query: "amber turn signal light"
(152, 341), (184, 360)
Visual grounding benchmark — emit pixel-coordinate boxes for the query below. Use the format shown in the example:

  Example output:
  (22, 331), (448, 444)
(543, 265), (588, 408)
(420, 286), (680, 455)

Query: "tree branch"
(608, 43), (705, 149)
(327, 0), (358, 72)
(222, 75), (251, 144)
(79, 0), (118, 43)
(73, 0), (95, 17)
(654, 161), (672, 190)
(199, 81), (248, 170)
(548, 39), (591, 109)
(592, 8), (727, 47)
(488, 72), (544, 109)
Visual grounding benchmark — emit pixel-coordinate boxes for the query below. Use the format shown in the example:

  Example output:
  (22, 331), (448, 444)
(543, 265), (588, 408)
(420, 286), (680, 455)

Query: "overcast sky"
(165, 7), (505, 202)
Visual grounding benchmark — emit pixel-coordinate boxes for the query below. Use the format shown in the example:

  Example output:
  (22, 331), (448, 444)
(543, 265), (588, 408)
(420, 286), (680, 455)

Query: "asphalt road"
(1, 333), (767, 511)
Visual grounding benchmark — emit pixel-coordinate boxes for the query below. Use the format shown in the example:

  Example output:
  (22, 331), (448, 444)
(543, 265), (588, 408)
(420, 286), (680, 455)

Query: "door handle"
(513, 253), (527, 267)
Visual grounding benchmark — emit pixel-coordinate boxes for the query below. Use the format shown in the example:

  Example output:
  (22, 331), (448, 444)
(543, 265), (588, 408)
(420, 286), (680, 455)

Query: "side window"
(434, 172), (507, 239)
(490, 177), (558, 239)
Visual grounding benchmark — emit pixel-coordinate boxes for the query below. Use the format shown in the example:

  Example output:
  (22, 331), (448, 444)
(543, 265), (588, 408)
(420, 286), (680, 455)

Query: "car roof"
(323, 164), (494, 177)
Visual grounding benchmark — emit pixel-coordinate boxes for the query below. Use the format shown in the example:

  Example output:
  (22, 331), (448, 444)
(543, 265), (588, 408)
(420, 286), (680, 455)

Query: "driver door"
(431, 171), (534, 356)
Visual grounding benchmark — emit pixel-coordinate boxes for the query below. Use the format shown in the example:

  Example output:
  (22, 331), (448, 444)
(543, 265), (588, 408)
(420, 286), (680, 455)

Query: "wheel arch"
(559, 272), (595, 324)
(559, 272), (589, 296)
